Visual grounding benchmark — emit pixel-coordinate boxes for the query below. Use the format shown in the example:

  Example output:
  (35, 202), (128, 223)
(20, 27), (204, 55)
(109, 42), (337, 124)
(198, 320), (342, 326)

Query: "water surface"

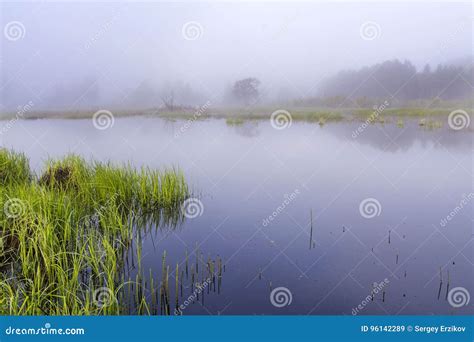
(1, 118), (472, 315)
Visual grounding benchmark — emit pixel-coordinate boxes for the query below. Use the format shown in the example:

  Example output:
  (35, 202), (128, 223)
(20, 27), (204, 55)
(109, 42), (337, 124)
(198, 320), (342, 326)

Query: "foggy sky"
(1, 1), (472, 111)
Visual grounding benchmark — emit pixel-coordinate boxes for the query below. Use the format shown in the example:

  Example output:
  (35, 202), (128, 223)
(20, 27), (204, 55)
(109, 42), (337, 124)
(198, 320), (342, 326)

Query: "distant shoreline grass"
(1, 106), (470, 123)
(0, 107), (472, 133)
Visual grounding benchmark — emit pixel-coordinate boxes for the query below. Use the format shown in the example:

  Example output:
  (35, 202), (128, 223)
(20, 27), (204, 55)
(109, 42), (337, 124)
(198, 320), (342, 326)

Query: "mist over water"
(1, 1), (472, 111)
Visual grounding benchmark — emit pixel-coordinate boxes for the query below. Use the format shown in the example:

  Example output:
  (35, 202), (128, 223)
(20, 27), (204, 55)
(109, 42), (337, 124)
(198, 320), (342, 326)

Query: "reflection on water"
(1, 117), (472, 315)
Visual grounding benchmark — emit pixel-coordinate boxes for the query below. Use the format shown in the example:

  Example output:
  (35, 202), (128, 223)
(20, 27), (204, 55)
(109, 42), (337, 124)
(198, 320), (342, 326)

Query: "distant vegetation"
(308, 59), (473, 105)
(231, 77), (261, 106)
(1, 59), (472, 122)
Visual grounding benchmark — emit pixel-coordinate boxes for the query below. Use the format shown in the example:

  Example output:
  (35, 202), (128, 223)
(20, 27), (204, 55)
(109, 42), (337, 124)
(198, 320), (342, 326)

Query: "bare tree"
(161, 90), (175, 111)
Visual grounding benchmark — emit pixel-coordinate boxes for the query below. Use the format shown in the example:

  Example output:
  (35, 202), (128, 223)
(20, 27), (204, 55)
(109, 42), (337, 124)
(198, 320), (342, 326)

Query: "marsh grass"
(291, 110), (344, 124)
(418, 119), (443, 130)
(221, 110), (344, 126)
(0, 149), (199, 315)
(0, 150), (31, 185)
(156, 107), (461, 128)
(351, 107), (468, 130)
(2, 106), (470, 130)
(354, 108), (449, 119)
(225, 117), (245, 126)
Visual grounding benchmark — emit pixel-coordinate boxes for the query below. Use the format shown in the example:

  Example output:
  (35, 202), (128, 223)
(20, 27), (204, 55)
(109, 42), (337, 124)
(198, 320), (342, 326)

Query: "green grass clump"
(291, 110), (344, 124)
(0, 150), (190, 315)
(354, 107), (463, 120)
(418, 119), (442, 130)
(0, 149), (31, 185)
(225, 117), (245, 126)
(39, 155), (91, 191)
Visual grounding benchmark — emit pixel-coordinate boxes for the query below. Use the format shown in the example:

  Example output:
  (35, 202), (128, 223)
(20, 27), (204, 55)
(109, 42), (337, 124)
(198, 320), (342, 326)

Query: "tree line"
(316, 59), (473, 101)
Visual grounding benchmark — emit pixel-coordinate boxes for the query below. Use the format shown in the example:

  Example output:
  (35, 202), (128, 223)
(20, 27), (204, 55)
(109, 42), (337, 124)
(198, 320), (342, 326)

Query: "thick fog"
(0, 1), (472, 111)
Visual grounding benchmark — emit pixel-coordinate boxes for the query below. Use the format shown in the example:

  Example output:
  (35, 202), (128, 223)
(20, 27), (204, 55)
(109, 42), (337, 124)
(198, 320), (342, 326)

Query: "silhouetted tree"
(232, 77), (261, 105)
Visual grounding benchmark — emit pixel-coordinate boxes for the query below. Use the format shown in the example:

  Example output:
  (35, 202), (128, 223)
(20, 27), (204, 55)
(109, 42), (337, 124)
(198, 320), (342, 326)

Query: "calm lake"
(1, 117), (472, 315)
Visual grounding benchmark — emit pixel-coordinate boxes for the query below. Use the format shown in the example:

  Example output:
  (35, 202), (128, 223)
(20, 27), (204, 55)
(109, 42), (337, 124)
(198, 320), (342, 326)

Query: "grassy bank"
(1, 106), (471, 133)
(2, 106), (470, 122)
(0, 149), (194, 315)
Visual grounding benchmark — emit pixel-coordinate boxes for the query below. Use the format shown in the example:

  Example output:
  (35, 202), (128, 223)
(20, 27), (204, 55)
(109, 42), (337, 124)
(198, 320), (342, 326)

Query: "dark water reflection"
(1, 117), (472, 315)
